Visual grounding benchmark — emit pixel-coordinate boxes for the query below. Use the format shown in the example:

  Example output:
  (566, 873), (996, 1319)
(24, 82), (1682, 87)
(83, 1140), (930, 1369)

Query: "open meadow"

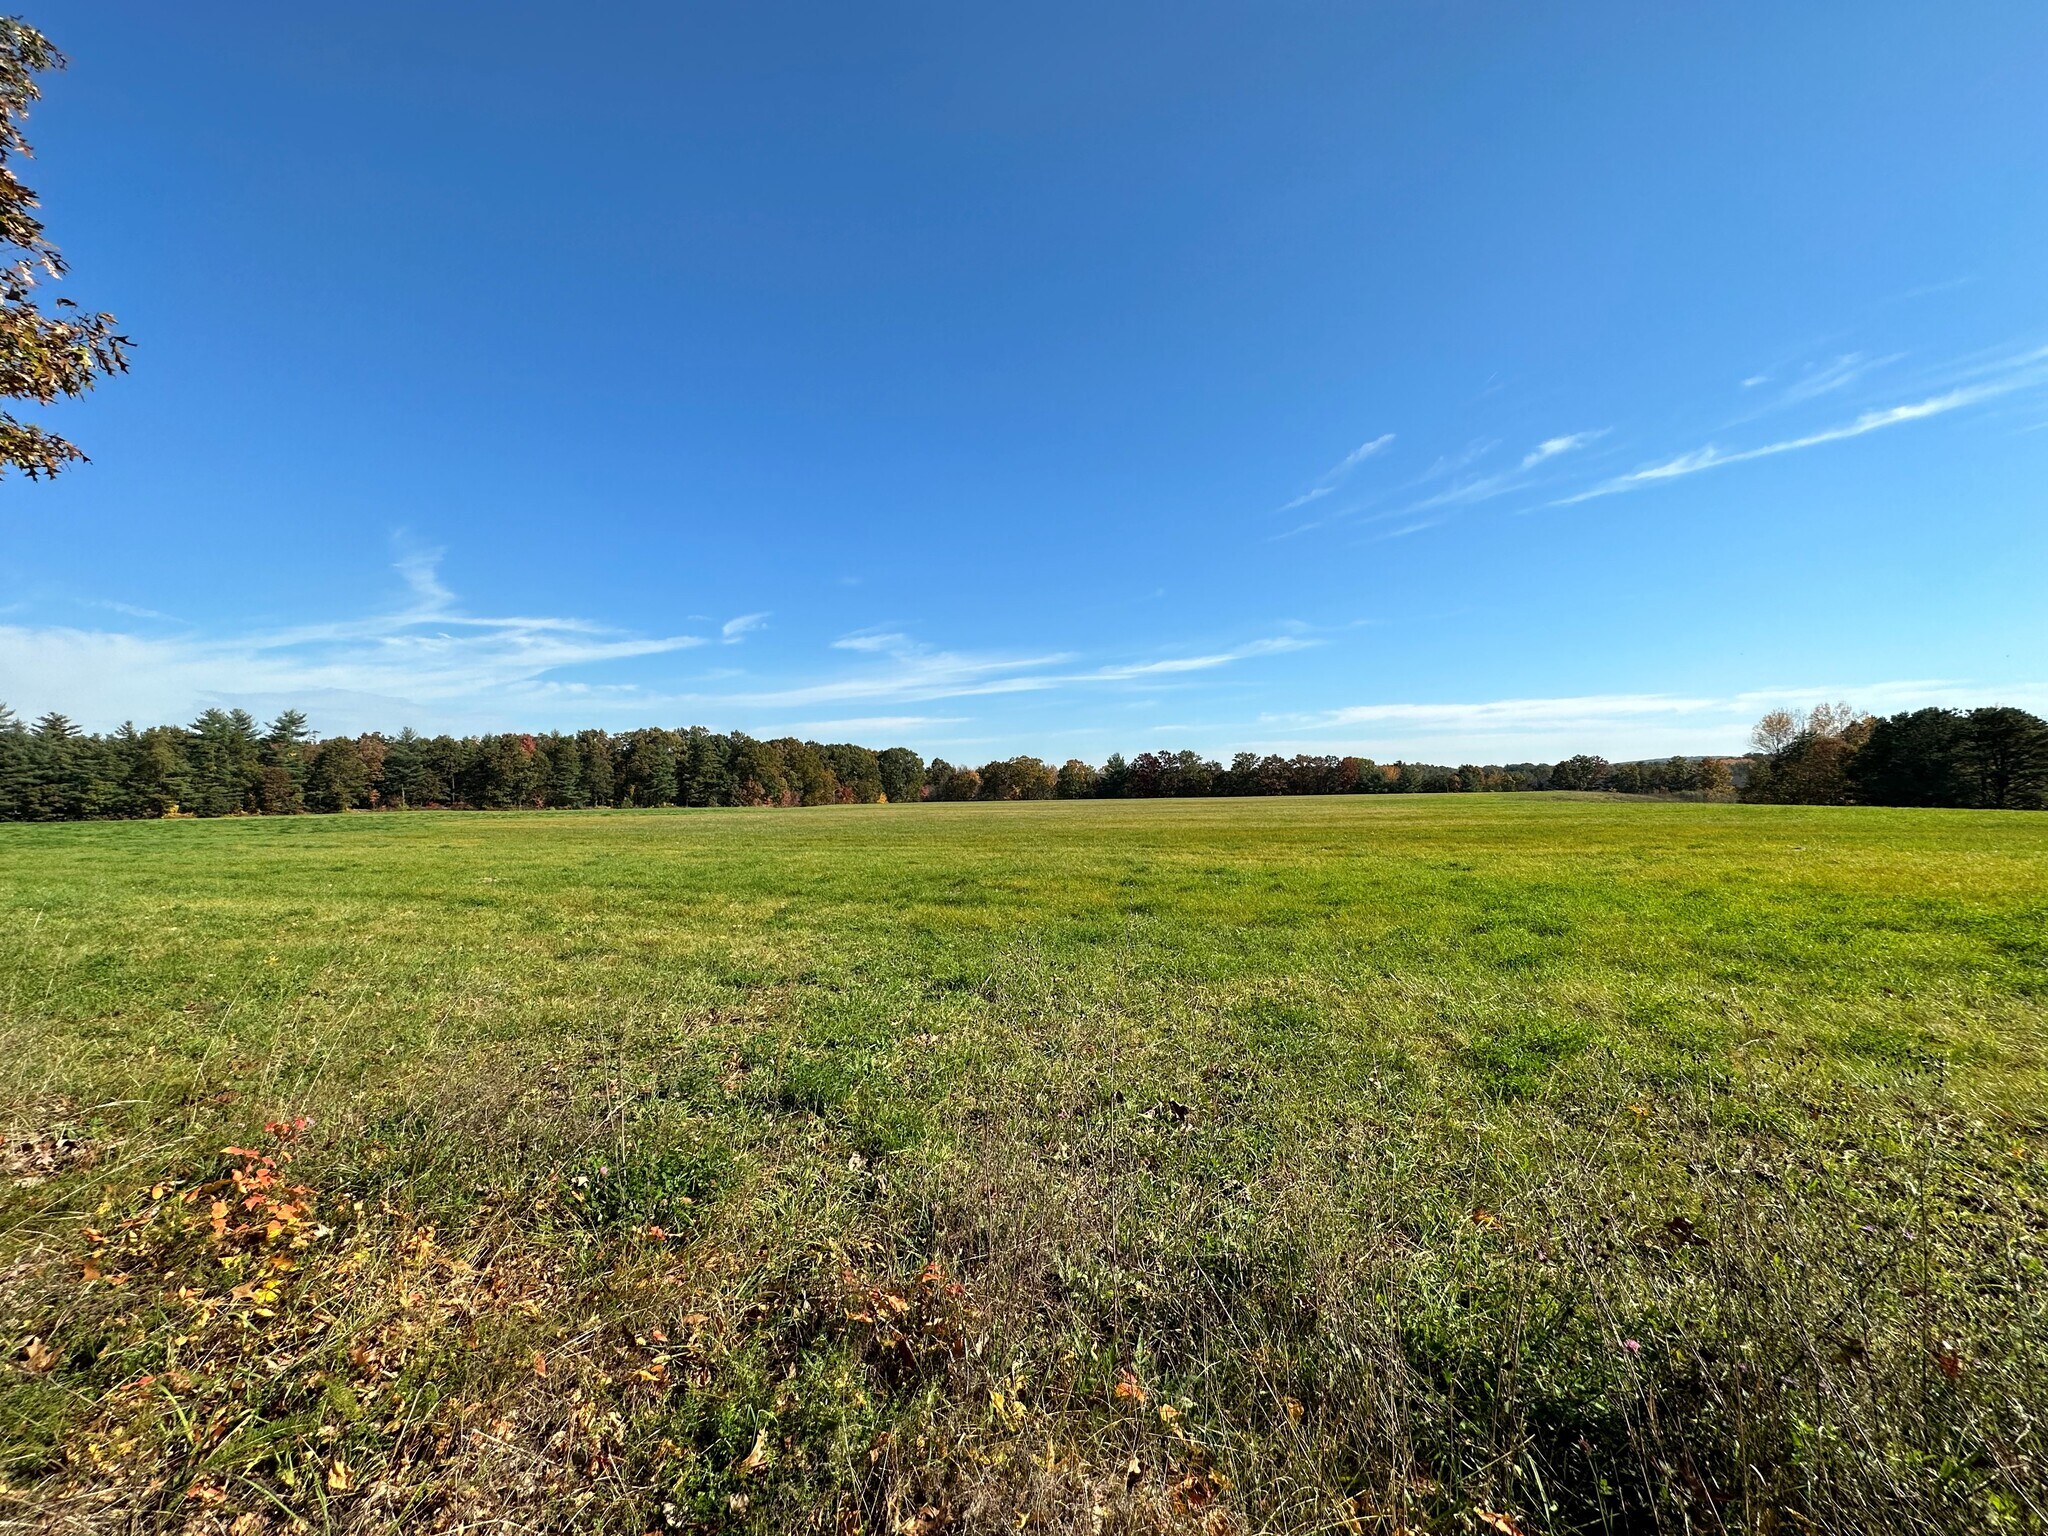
(3, 794), (2046, 1535)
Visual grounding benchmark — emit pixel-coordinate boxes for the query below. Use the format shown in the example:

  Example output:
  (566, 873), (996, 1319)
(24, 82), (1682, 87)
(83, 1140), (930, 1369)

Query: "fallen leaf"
(735, 1426), (770, 1475)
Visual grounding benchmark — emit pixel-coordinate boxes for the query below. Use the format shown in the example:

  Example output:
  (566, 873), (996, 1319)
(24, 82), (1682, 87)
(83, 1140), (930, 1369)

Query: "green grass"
(3, 795), (2046, 1533)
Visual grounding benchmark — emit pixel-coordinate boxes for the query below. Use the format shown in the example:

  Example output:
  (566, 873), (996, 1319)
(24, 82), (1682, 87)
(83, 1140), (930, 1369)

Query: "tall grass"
(2, 796), (2045, 1532)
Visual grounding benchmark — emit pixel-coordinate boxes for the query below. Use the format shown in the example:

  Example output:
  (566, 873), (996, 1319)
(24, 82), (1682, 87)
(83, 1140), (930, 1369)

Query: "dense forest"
(1740, 702), (2048, 810)
(0, 701), (2041, 821)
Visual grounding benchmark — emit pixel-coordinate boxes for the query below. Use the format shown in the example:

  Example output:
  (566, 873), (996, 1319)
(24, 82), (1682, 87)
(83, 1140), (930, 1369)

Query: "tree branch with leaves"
(0, 17), (127, 478)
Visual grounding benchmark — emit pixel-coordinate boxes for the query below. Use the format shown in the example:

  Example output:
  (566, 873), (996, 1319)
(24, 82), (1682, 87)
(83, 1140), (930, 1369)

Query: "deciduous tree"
(0, 20), (128, 477)
(305, 736), (370, 812)
(876, 746), (923, 805)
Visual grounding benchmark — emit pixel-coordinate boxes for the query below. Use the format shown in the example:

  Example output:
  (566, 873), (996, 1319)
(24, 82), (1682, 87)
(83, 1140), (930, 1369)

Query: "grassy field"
(3, 795), (2046, 1534)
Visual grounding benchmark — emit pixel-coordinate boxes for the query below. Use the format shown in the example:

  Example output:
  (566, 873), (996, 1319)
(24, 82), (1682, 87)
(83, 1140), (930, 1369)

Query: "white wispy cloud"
(671, 632), (1317, 712)
(395, 548), (455, 609)
(1275, 432), (1393, 513)
(1291, 692), (1723, 730)
(1778, 351), (1897, 405)
(830, 629), (913, 653)
(748, 714), (969, 738)
(1087, 635), (1317, 680)
(1, 534), (1340, 742)
(1520, 430), (1605, 469)
(1255, 679), (2048, 761)
(85, 599), (178, 621)
(1364, 429), (1604, 529)
(0, 553), (706, 734)
(1267, 338), (2048, 545)
(675, 650), (1074, 711)
(1555, 381), (2014, 506)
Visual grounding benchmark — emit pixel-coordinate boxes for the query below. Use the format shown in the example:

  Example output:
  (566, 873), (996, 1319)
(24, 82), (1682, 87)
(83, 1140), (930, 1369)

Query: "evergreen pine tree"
(28, 710), (79, 818)
(115, 723), (189, 817)
(542, 733), (587, 808)
(383, 727), (427, 808)
(0, 702), (28, 818)
(682, 726), (734, 807)
(577, 730), (615, 807)
(260, 709), (311, 812)
(186, 708), (263, 815)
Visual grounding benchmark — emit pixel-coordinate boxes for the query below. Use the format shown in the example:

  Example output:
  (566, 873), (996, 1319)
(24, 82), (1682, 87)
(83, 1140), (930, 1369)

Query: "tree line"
(0, 704), (1722, 820)
(1740, 702), (2048, 810)
(1, 700), (2040, 821)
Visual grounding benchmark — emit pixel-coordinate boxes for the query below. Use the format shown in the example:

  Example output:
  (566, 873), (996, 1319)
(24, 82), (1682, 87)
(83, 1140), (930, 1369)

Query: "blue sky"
(4, 1), (2045, 763)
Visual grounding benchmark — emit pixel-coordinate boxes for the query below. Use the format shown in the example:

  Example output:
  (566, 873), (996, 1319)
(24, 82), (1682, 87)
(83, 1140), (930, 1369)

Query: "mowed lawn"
(3, 796), (2045, 1534)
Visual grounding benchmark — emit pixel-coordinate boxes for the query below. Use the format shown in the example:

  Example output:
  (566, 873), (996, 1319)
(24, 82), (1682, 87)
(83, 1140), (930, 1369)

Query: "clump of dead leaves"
(1, 1115), (658, 1533)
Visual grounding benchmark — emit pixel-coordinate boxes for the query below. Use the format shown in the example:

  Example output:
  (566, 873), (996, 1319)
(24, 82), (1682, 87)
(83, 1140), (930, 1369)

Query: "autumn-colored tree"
(13, 697), (2033, 821)
(1750, 709), (1799, 755)
(977, 756), (1056, 800)
(1743, 703), (1872, 805)
(727, 734), (786, 807)
(819, 742), (883, 803)
(1054, 758), (1097, 799)
(0, 20), (128, 477)
(1549, 754), (1611, 791)
(922, 760), (982, 801)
